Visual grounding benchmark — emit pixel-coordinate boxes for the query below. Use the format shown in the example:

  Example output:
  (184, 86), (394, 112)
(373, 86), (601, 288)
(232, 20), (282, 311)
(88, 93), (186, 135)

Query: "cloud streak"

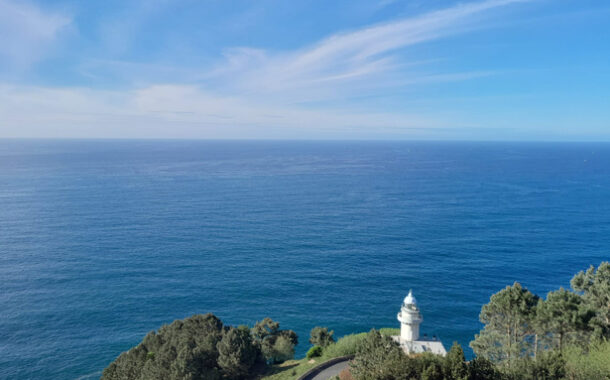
(208, 0), (531, 102)
(0, 0), (71, 68)
(0, 84), (442, 138)
(0, 0), (533, 139)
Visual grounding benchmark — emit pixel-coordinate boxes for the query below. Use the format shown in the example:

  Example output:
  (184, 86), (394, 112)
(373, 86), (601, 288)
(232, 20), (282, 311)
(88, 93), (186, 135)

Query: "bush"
(323, 332), (369, 358)
(563, 340), (610, 379)
(306, 345), (323, 359)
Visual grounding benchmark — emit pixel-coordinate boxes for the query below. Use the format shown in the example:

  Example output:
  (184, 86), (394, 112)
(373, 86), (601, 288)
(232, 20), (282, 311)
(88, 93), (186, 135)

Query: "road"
(306, 359), (350, 380)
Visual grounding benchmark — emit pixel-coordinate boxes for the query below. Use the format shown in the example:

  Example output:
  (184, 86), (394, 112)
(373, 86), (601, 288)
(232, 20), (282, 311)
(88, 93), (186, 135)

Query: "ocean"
(1, 140), (609, 379)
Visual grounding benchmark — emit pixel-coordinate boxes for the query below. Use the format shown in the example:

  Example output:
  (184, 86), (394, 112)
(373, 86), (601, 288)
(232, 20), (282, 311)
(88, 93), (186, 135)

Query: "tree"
(310, 326), (336, 347)
(251, 318), (298, 364)
(251, 317), (280, 342)
(444, 342), (467, 380)
(216, 326), (259, 379)
(467, 357), (502, 380)
(470, 282), (539, 366)
(270, 335), (295, 363)
(421, 362), (444, 380)
(350, 329), (415, 380)
(414, 353), (446, 380)
(571, 261), (610, 338)
(531, 350), (566, 380)
(101, 313), (224, 380)
(536, 288), (589, 351)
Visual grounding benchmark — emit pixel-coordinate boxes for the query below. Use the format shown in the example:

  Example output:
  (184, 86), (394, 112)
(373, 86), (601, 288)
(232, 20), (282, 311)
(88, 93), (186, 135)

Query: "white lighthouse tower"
(398, 289), (422, 341)
(392, 290), (447, 356)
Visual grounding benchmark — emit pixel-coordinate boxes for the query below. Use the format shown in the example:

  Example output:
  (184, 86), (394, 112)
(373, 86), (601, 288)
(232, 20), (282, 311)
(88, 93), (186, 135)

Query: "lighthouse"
(397, 289), (422, 341)
(391, 290), (447, 356)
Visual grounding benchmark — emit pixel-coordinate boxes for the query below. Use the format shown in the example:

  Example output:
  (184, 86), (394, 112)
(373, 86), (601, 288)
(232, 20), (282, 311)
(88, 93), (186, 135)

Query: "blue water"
(1, 140), (609, 379)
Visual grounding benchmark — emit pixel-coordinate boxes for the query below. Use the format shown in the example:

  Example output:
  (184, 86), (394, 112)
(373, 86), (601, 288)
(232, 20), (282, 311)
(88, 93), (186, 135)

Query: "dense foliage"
(349, 331), (496, 380)
(306, 345), (323, 359)
(309, 326), (335, 347)
(471, 262), (610, 368)
(102, 262), (609, 380)
(345, 261), (610, 380)
(101, 314), (297, 380)
(251, 317), (298, 364)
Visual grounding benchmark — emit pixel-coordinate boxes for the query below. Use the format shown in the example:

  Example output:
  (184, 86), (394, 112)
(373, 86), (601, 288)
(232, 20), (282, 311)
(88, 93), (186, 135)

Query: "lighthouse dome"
(403, 290), (417, 306)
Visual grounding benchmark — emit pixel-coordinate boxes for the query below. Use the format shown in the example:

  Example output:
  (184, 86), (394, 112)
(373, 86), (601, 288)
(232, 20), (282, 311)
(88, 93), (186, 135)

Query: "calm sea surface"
(1, 140), (609, 379)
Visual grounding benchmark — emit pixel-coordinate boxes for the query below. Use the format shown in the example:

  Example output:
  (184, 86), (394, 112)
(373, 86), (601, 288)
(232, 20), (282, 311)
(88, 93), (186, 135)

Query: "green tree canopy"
(571, 261), (610, 337)
(309, 326), (335, 347)
(470, 282), (539, 366)
(467, 357), (502, 380)
(536, 287), (590, 351)
(349, 329), (416, 380)
(444, 342), (467, 380)
(101, 314), (287, 380)
(216, 326), (259, 379)
(251, 317), (298, 364)
(101, 313), (225, 380)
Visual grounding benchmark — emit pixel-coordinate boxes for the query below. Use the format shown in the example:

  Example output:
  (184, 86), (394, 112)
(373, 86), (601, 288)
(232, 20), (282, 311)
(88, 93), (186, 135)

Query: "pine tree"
(217, 326), (259, 379)
(470, 282), (539, 367)
(571, 261), (610, 338)
(536, 288), (589, 351)
(444, 342), (467, 380)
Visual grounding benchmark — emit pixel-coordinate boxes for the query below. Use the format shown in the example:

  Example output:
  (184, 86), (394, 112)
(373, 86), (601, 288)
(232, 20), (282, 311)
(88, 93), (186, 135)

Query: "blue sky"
(0, 0), (608, 140)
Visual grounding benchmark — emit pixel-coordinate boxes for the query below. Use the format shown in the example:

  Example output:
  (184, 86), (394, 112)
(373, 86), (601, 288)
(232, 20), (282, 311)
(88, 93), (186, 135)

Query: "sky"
(0, 0), (608, 140)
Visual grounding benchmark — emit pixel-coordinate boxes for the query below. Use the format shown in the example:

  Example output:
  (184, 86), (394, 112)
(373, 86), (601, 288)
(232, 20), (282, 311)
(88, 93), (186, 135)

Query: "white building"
(392, 290), (447, 356)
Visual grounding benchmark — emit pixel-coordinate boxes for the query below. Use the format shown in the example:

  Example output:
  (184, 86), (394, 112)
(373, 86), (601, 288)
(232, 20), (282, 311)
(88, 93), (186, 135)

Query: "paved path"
(308, 359), (350, 380)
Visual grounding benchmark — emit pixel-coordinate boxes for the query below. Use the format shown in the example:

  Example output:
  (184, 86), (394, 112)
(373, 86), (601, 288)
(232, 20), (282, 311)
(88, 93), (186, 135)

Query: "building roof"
(391, 336), (447, 356)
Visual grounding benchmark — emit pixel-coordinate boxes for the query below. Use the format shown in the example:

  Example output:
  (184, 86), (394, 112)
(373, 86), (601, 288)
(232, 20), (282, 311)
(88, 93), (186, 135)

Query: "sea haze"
(1, 140), (609, 379)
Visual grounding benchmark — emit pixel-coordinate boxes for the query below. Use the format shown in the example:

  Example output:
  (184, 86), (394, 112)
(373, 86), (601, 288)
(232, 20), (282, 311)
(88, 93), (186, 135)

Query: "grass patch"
(257, 358), (320, 380)
(378, 328), (400, 337)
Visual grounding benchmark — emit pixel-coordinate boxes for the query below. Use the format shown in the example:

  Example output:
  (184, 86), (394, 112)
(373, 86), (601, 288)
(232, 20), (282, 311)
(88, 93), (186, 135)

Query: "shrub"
(563, 340), (610, 379)
(323, 332), (368, 358)
(306, 345), (323, 359)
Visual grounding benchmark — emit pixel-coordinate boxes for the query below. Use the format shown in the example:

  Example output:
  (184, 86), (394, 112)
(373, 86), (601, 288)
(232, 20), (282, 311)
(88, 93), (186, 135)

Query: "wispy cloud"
(207, 0), (532, 103)
(0, 84), (441, 138)
(0, 0), (533, 139)
(0, 0), (71, 68)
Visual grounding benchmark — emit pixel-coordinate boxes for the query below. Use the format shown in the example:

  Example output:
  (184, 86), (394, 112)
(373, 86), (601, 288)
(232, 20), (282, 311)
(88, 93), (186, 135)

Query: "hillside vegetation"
(102, 262), (610, 379)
